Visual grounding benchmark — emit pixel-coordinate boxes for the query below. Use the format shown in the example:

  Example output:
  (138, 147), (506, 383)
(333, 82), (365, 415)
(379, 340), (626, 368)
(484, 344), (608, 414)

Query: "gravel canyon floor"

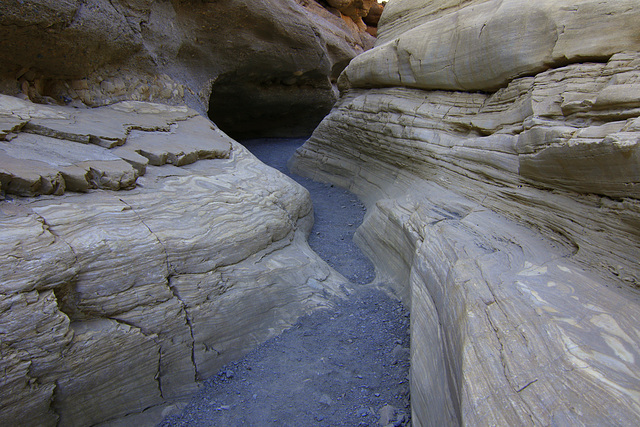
(159, 139), (411, 426)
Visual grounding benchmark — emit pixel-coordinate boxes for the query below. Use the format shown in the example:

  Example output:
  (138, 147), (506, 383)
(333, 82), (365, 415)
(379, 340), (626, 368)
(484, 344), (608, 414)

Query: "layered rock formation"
(291, 0), (640, 425)
(0, 95), (346, 426)
(0, 1), (380, 424)
(0, 0), (375, 138)
(322, 0), (384, 35)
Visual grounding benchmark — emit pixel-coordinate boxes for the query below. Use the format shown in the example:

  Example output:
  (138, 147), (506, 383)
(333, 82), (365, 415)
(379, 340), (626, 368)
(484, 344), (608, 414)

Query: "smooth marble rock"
(295, 54), (640, 287)
(343, 0), (640, 92)
(291, 18), (640, 427)
(354, 186), (640, 426)
(0, 99), (346, 426)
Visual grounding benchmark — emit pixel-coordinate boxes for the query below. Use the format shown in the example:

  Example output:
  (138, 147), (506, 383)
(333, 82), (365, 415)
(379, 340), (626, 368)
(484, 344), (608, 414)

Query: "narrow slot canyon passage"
(159, 139), (411, 426)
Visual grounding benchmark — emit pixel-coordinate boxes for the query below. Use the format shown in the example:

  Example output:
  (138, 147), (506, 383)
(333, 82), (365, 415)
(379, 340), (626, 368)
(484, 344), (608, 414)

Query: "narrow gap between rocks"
(159, 138), (411, 427)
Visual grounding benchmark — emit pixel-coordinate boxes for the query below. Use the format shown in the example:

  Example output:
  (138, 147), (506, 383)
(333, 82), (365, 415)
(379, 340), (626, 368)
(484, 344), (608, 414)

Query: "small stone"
(318, 394), (333, 406)
(379, 404), (396, 426)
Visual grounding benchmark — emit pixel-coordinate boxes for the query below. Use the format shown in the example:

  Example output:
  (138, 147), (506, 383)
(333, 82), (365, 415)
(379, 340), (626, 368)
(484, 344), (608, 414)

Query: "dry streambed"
(159, 138), (411, 426)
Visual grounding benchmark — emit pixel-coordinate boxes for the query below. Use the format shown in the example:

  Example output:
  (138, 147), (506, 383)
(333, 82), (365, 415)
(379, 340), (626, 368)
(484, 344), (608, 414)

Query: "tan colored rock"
(0, 133), (139, 193)
(291, 11), (640, 425)
(17, 98), (198, 148)
(0, 0), (375, 138)
(343, 0), (640, 92)
(0, 96), (234, 197)
(0, 116), (26, 140)
(0, 290), (72, 427)
(327, 0), (377, 31)
(363, 1), (384, 27)
(0, 156), (66, 196)
(125, 115), (231, 167)
(0, 99), (347, 426)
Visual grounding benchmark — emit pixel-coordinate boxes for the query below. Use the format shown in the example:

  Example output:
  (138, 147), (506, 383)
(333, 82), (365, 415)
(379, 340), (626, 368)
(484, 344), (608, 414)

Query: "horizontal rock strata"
(0, 95), (230, 197)
(0, 96), (345, 426)
(291, 0), (640, 424)
(344, 0), (640, 91)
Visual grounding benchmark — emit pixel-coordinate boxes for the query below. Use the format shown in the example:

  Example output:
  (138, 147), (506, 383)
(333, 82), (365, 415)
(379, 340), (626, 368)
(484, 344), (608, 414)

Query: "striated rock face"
(291, 0), (640, 425)
(0, 0), (374, 138)
(343, 0), (640, 91)
(0, 95), (345, 426)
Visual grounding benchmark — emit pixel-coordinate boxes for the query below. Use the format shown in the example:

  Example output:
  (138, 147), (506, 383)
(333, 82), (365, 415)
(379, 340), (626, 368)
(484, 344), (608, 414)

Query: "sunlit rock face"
(291, 0), (640, 425)
(343, 0), (639, 92)
(0, 95), (346, 426)
(0, 0), (374, 138)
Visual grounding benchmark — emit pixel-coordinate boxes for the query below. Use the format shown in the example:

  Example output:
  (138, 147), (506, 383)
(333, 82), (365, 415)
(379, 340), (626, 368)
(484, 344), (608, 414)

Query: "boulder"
(341, 0), (640, 92)
(327, 0), (377, 31)
(291, 1), (640, 425)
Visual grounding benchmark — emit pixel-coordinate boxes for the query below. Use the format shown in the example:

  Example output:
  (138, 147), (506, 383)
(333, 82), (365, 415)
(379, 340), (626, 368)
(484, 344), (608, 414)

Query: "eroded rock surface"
(291, 0), (640, 425)
(324, 0), (383, 33)
(0, 96), (346, 426)
(343, 0), (640, 92)
(0, 0), (375, 138)
(0, 95), (229, 196)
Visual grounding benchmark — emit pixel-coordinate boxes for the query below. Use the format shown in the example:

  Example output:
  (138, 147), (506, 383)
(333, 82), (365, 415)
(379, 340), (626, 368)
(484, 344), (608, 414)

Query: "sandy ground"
(159, 138), (410, 426)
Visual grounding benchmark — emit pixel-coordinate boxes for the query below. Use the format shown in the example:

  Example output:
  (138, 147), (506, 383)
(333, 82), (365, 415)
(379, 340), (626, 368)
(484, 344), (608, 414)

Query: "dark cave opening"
(207, 71), (337, 141)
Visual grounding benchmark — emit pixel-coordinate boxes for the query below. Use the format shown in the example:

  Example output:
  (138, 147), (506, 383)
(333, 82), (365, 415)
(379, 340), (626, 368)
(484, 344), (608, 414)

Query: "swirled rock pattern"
(342, 0), (640, 91)
(291, 0), (640, 425)
(0, 96), (345, 426)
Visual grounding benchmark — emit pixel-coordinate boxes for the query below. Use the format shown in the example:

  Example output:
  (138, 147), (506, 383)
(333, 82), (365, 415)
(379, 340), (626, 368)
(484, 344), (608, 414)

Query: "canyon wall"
(0, 94), (347, 426)
(0, 1), (383, 424)
(291, 0), (640, 425)
(0, 1), (390, 425)
(0, 0), (375, 138)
